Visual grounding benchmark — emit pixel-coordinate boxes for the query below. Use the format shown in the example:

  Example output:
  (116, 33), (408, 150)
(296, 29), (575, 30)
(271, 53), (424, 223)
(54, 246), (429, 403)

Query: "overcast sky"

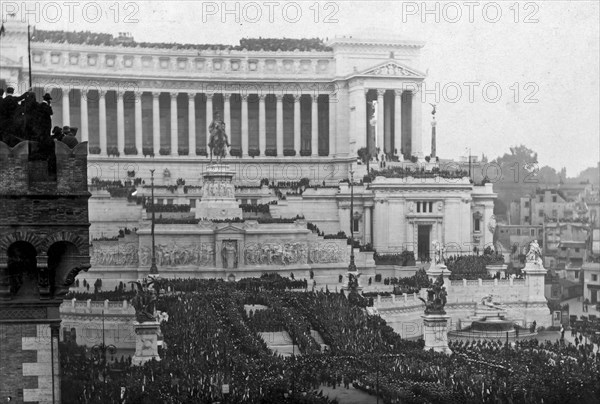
(5, 1), (599, 176)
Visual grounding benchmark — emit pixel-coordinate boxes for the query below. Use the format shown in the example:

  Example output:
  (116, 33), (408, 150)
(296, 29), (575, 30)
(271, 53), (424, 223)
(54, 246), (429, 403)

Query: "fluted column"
(241, 94), (249, 157)
(364, 206), (372, 244)
(188, 93), (196, 156)
(394, 90), (402, 157)
(170, 92), (178, 156)
(98, 90), (107, 156)
(80, 89), (88, 142)
(134, 91), (143, 156)
(62, 88), (70, 126)
(311, 95), (319, 156)
(116, 90), (125, 155)
(376, 89), (385, 154)
(258, 94), (266, 155)
(328, 96), (336, 156)
(206, 93), (213, 152)
(293, 95), (301, 155)
(411, 88), (422, 158)
(223, 93), (231, 147)
(152, 91), (160, 156)
(276, 94), (283, 156)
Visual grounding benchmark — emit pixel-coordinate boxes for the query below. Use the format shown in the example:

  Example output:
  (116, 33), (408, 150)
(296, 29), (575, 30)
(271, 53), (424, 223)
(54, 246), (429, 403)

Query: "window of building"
(251, 199), (258, 205)
(429, 202), (433, 213)
(516, 229), (521, 236)
(167, 199), (173, 205)
(416, 202), (421, 213)
(525, 216), (530, 223)
(575, 248), (580, 253)
(561, 247), (567, 251)
(593, 274), (598, 282)
(190, 199), (196, 208)
(539, 210), (544, 217)
(575, 271), (579, 279)
(552, 209), (557, 217)
(524, 201), (530, 207)
(474, 219), (481, 232)
(353, 218), (359, 232)
(241, 199), (247, 204)
(552, 196), (557, 203)
(539, 196), (544, 202)
(157, 198), (164, 205)
(538, 228), (543, 235)
(530, 229), (535, 236)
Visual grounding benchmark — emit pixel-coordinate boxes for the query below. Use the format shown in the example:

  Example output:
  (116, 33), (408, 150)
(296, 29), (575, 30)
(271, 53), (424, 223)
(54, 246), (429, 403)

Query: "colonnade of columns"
(367, 88), (421, 158)
(55, 88), (333, 157)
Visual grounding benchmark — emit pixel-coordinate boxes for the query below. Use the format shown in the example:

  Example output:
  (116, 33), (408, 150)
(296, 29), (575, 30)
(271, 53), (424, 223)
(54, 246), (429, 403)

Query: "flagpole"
(27, 24), (32, 88)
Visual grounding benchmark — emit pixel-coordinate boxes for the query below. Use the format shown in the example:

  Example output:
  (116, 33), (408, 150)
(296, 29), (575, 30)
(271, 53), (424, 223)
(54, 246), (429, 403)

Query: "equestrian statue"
(208, 111), (230, 164)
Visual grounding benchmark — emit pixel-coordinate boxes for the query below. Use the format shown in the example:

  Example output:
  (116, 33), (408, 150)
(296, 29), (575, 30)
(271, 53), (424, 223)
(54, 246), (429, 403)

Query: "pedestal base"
(194, 164), (242, 220)
(131, 321), (161, 366)
(422, 314), (452, 355)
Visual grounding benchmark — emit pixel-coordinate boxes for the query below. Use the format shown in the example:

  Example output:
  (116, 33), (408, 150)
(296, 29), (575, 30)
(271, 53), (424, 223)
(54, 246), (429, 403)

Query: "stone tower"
(0, 140), (91, 404)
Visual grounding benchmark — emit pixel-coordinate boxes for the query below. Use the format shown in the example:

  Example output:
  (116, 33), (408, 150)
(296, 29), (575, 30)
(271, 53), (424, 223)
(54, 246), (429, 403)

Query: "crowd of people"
(35, 30), (331, 52)
(60, 275), (600, 403)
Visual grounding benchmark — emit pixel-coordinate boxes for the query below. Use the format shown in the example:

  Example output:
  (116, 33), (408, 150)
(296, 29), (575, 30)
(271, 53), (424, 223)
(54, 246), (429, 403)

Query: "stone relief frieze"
(244, 241), (308, 266)
(365, 63), (417, 77)
(91, 243), (139, 267)
(308, 242), (347, 264)
(203, 181), (235, 198)
(139, 243), (215, 267)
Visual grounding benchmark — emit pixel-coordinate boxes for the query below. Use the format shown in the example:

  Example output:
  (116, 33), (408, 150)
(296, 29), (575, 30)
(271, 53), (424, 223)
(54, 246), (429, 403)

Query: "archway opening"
(7, 241), (38, 298)
(48, 241), (80, 296)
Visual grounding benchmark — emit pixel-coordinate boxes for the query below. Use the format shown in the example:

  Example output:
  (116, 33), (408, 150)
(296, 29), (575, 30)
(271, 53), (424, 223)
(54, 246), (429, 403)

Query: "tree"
(357, 147), (371, 173)
(491, 145), (539, 215)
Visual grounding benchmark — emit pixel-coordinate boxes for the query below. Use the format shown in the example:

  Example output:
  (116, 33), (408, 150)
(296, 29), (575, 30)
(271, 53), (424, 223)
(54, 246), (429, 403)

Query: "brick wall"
(0, 323), (38, 404)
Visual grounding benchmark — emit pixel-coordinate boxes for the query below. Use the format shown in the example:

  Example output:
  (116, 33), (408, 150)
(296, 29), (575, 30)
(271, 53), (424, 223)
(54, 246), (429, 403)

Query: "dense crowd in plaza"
(60, 275), (600, 403)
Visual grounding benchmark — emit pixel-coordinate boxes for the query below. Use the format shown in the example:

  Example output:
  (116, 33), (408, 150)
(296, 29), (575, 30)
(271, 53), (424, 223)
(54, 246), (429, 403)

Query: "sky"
(3, 0), (599, 176)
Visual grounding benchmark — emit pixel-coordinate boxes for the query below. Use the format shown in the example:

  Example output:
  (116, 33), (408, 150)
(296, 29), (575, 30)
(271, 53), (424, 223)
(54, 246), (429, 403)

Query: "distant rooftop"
(32, 29), (333, 52)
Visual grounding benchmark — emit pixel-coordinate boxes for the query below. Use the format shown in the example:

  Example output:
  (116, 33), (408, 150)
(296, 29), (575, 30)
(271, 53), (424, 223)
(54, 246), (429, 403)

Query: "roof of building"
(32, 29), (333, 52)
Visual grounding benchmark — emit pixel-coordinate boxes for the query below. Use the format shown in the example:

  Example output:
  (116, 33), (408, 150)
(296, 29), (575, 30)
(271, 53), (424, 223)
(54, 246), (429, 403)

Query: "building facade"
(0, 21), (432, 183)
(1, 21), (497, 286)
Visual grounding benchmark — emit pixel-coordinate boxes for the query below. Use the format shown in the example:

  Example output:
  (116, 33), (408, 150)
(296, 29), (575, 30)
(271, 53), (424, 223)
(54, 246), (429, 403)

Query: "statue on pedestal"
(432, 240), (446, 265)
(129, 279), (158, 323)
(420, 274), (447, 315)
(208, 111), (230, 164)
(526, 240), (543, 266)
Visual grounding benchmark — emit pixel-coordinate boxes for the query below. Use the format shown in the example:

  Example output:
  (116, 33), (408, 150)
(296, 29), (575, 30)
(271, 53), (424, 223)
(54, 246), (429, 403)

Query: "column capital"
(293, 94), (302, 102)
(275, 94), (284, 101)
(312, 94), (319, 103)
(98, 89), (107, 97)
(241, 94), (249, 101)
(188, 92), (196, 100)
(62, 87), (70, 94)
(117, 90), (125, 99)
(222, 93), (231, 100)
(394, 89), (403, 97)
(134, 90), (143, 98)
(364, 88), (370, 96)
(205, 93), (215, 100)
(152, 91), (161, 97)
(170, 92), (178, 100)
(258, 94), (266, 101)
(377, 89), (386, 97)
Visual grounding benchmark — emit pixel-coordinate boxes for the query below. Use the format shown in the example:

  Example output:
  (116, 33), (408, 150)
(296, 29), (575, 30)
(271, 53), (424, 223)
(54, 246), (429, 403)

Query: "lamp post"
(149, 169), (158, 276)
(348, 166), (357, 272)
(91, 310), (117, 395)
